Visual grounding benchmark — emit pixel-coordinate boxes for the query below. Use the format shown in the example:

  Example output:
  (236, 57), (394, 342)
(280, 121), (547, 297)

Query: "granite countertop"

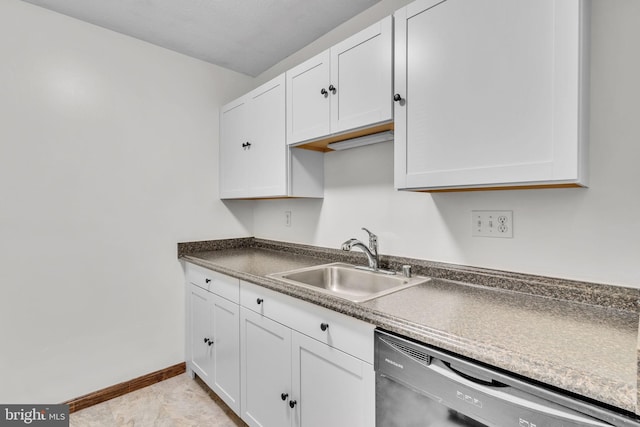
(179, 238), (639, 416)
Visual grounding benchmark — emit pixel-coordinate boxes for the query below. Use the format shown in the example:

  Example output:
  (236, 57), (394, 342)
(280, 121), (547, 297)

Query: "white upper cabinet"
(219, 74), (323, 199)
(394, 0), (590, 192)
(287, 16), (393, 146)
(330, 16), (393, 135)
(219, 96), (248, 198)
(286, 51), (332, 145)
(246, 76), (289, 197)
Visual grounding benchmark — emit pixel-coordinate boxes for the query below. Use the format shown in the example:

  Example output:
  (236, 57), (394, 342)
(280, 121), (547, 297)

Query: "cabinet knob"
(393, 93), (403, 102)
(320, 88), (328, 96)
(289, 400), (297, 409)
(204, 338), (214, 346)
(256, 298), (264, 305)
(205, 278), (211, 284)
(281, 393), (288, 401)
(242, 142), (252, 149)
(328, 84), (336, 95)
(320, 323), (329, 331)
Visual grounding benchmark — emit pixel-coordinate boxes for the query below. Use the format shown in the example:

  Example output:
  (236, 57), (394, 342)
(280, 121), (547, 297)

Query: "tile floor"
(70, 374), (247, 427)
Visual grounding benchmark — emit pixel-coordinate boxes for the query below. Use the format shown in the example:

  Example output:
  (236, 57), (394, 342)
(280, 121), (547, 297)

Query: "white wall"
(255, 0), (414, 86)
(0, 0), (253, 403)
(253, 0), (640, 288)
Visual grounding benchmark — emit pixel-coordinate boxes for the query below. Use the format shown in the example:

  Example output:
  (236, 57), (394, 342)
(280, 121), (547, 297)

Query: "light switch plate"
(472, 210), (513, 238)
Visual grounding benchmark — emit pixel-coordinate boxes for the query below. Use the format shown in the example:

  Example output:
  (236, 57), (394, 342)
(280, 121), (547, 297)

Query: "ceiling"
(22, 0), (382, 77)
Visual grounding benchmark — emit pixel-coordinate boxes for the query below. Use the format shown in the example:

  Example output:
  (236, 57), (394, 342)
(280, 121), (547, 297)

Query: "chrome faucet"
(341, 227), (379, 270)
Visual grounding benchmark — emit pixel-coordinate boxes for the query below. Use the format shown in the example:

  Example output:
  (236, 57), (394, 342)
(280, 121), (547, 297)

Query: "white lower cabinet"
(292, 331), (375, 427)
(185, 265), (240, 414)
(185, 264), (375, 426)
(240, 307), (294, 427)
(188, 284), (213, 380)
(240, 281), (375, 427)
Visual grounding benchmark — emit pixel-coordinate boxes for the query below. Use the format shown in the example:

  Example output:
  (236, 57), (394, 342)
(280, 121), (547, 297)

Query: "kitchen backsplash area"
(252, 140), (639, 289)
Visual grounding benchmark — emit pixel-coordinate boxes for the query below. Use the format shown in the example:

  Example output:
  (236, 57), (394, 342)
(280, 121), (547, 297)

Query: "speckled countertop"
(178, 238), (640, 416)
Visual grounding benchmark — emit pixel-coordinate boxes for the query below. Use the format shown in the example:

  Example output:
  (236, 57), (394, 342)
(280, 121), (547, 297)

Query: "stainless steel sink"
(268, 262), (430, 303)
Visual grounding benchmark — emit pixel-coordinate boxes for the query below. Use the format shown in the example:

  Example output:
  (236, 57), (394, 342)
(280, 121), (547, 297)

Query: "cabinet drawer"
(184, 262), (240, 303)
(240, 281), (374, 364)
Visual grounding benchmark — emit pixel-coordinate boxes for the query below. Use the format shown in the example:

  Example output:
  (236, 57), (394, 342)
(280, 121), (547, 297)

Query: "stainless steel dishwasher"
(375, 329), (640, 427)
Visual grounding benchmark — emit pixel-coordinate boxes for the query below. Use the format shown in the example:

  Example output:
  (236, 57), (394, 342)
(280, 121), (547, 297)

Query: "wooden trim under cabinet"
(64, 362), (186, 413)
(417, 183), (584, 193)
(294, 122), (394, 152)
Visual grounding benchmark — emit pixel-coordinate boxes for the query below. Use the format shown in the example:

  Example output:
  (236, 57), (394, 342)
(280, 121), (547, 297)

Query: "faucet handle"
(361, 227), (377, 251)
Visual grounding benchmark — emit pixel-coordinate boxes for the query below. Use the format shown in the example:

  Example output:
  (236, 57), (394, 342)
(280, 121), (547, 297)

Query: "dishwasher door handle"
(432, 362), (613, 427)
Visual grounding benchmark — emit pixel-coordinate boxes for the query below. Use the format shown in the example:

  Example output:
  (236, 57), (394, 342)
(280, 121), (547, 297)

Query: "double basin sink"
(268, 262), (430, 303)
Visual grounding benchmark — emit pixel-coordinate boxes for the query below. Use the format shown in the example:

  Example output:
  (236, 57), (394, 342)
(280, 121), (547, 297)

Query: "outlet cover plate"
(472, 210), (513, 238)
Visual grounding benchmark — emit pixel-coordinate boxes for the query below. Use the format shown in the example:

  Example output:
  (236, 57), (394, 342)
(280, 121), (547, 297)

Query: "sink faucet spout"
(340, 238), (359, 251)
(341, 228), (379, 270)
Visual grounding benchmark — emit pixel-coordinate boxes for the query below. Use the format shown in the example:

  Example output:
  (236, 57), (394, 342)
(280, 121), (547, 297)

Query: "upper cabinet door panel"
(408, 1), (554, 181)
(394, 0), (589, 191)
(247, 74), (287, 198)
(219, 97), (248, 198)
(286, 51), (332, 145)
(330, 16), (393, 134)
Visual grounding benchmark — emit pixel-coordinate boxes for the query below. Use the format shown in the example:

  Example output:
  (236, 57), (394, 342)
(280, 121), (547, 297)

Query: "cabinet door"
(286, 50), (331, 145)
(240, 307), (293, 427)
(247, 75), (287, 198)
(187, 283), (214, 383)
(330, 16), (393, 133)
(394, 0), (588, 190)
(292, 332), (374, 427)
(210, 294), (240, 414)
(219, 97), (249, 198)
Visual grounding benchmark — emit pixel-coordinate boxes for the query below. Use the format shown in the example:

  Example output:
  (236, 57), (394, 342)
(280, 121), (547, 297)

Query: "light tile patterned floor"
(69, 374), (247, 427)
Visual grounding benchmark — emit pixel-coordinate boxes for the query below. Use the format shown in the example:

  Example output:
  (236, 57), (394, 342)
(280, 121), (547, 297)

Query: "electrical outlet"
(285, 211), (292, 227)
(472, 210), (513, 238)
